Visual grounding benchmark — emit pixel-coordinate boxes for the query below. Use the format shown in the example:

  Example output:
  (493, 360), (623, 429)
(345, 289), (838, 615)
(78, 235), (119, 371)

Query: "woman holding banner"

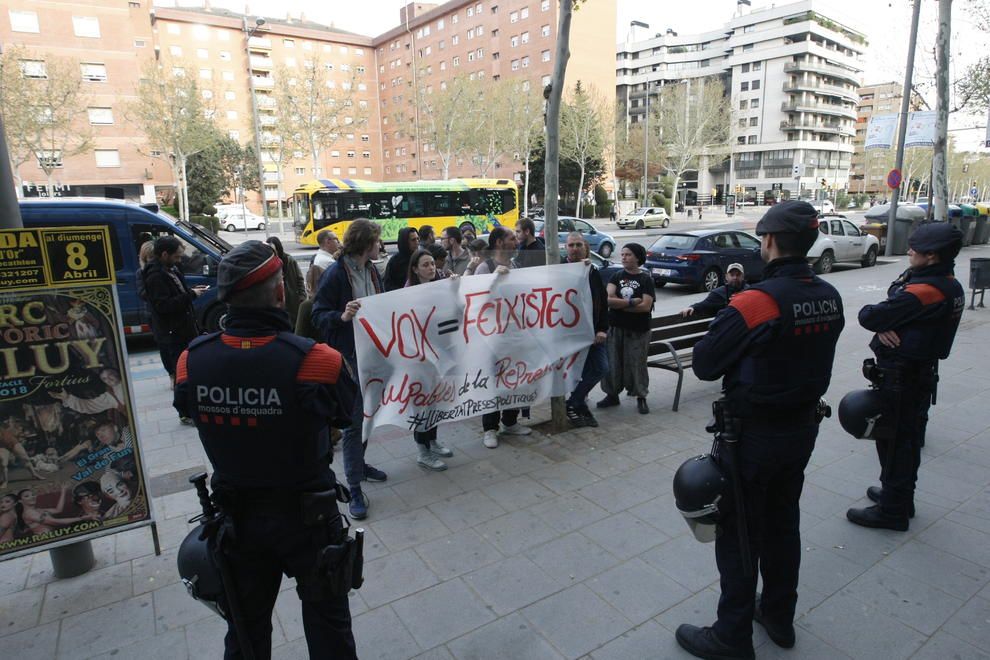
(405, 249), (456, 470)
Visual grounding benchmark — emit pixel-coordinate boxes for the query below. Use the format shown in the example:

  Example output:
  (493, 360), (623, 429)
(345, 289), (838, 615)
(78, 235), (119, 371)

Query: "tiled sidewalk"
(3, 248), (990, 659)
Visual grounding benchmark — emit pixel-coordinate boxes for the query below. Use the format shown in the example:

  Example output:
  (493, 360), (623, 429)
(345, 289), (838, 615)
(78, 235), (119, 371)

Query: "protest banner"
(0, 227), (155, 560)
(354, 262), (594, 437)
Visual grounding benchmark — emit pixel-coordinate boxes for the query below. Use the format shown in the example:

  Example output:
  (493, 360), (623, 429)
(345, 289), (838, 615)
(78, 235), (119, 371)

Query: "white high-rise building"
(616, 0), (865, 205)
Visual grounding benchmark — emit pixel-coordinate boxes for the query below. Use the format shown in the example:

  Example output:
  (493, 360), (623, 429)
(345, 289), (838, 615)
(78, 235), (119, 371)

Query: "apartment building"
(3, 0), (616, 211)
(3, 0), (171, 202)
(850, 81), (926, 196)
(616, 0), (865, 205)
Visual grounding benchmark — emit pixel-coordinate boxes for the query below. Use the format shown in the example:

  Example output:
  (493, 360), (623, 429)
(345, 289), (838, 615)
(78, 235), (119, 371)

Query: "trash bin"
(971, 258), (990, 289)
(861, 223), (887, 252)
(890, 216), (914, 255)
(974, 203), (990, 245)
(960, 204), (979, 247)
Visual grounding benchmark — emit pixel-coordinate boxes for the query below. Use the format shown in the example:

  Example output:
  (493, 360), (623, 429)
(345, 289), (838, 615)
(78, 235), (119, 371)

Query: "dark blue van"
(19, 199), (231, 335)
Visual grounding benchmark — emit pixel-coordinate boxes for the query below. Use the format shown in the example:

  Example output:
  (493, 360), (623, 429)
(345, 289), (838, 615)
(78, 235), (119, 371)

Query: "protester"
(404, 249), (457, 470)
(266, 236), (305, 323)
(418, 225), (437, 248)
(136, 240), (155, 302)
(141, 236), (207, 413)
(313, 229), (341, 270)
(514, 217), (547, 268)
(442, 226), (470, 275)
(313, 220), (388, 520)
(598, 243), (655, 415)
(427, 244), (451, 278)
(680, 263), (749, 317)
(295, 264), (325, 341)
(463, 238), (489, 276)
(461, 225), (477, 244)
(383, 227), (420, 291)
(563, 232), (609, 427)
(472, 227), (532, 447)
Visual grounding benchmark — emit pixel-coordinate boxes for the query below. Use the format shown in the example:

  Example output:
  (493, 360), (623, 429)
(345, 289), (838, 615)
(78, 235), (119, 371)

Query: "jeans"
(567, 343), (609, 407)
(338, 369), (366, 489)
(222, 510), (356, 660)
(713, 424), (817, 647)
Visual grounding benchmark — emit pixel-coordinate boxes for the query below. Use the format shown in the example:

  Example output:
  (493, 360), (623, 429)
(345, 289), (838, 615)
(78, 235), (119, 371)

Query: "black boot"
(674, 625), (755, 660)
(846, 505), (909, 531)
(596, 395), (620, 408)
(866, 486), (914, 518)
(753, 594), (795, 649)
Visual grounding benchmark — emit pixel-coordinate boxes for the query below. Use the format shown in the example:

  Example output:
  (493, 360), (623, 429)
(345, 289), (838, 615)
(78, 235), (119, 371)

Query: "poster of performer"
(0, 228), (151, 558)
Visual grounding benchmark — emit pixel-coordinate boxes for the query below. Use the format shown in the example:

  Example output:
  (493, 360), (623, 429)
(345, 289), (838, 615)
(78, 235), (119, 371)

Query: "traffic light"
(820, 178), (828, 188)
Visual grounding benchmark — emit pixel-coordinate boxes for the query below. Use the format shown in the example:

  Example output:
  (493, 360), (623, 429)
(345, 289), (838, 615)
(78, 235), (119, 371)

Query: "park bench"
(646, 310), (715, 411)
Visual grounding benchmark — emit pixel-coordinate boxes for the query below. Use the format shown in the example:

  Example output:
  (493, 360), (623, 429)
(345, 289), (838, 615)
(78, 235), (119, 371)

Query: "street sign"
(725, 194), (736, 216)
(886, 168), (902, 190)
(771, 183), (783, 191)
(972, 186), (980, 197)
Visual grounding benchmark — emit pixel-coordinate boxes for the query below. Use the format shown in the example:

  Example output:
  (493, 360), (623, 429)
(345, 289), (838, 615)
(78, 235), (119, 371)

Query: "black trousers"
(482, 409), (519, 431)
(713, 424), (816, 647)
(875, 381), (932, 516)
(222, 511), (356, 660)
(413, 426), (437, 446)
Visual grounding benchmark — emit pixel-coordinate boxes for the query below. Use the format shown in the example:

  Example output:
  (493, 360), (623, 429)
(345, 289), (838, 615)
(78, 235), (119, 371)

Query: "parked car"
(534, 217), (616, 258)
(556, 247), (622, 285)
(810, 199), (835, 215)
(616, 206), (670, 230)
(808, 214), (880, 273)
(644, 229), (765, 292)
(222, 211), (267, 232)
(20, 199), (231, 335)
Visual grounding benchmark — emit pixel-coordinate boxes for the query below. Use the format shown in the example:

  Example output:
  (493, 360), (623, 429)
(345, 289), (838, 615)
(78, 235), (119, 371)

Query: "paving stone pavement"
(4, 247), (990, 659)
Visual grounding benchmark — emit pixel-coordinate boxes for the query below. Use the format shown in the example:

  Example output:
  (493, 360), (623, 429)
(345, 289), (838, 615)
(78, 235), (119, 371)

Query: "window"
(192, 25), (209, 40)
(511, 36), (519, 47)
(197, 48), (209, 59)
(467, 27), (474, 39)
(452, 35), (459, 45)
(749, 117), (758, 126)
(303, 41), (312, 50)
(752, 61), (761, 71)
(510, 10), (519, 22)
(521, 7), (529, 19)
(453, 56), (460, 66)
(468, 51), (475, 62)
(295, 167), (306, 175)
(511, 59), (520, 71)
(542, 75), (551, 86)
(224, 90), (236, 100)
(219, 51), (231, 61)
(521, 31), (529, 44)
(218, 30), (230, 41)
(751, 80), (760, 90)
(226, 110), (238, 120)
(750, 98), (759, 109)
(21, 60), (47, 79)
(286, 57), (297, 67)
(169, 45), (183, 57)
(542, 24), (551, 37)
(94, 149), (120, 168)
(738, 118), (747, 128)
(228, 130), (238, 141)
(222, 71), (234, 81)
(332, 167), (342, 175)
(361, 134), (370, 142)
(88, 107), (114, 124)
(437, 18), (445, 30)
(452, 13), (459, 24)
(467, 6), (474, 16)
(747, 135), (758, 144)
(542, 50), (551, 63)
(331, 150), (341, 158)
(737, 136), (746, 145)
(348, 167), (357, 175)
(347, 151), (356, 158)
(134, 39), (146, 47)
(362, 151), (371, 158)
(167, 23), (180, 35)
(743, 44), (753, 52)
(72, 16), (101, 38)
(364, 167), (372, 175)
(542, 0), (550, 10)
(440, 61), (447, 71)
(743, 24), (755, 33)
(80, 62), (106, 82)
(9, 10), (40, 33)
(477, 3), (483, 12)
(37, 150), (63, 168)
(199, 68), (212, 80)
(740, 82), (749, 91)
(741, 63), (750, 73)
(476, 48), (483, 58)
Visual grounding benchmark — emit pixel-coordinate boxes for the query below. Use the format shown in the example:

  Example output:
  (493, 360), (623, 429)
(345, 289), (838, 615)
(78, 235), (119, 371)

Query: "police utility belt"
(707, 399), (830, 435)
(215, 483), (365, 597)
(862, 358), (938, 398)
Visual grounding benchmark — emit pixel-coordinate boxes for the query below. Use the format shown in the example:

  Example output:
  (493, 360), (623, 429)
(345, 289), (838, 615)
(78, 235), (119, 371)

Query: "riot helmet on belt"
(177, 526), (228, 620)
(672, 454), (729, 543)
(838, 389), (885, 440)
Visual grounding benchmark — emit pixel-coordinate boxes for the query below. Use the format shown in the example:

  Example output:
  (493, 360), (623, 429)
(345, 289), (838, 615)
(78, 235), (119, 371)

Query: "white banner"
(354, 263), (595, 437)
(865, 114), (898, 150)
(904, 111), (937, 148)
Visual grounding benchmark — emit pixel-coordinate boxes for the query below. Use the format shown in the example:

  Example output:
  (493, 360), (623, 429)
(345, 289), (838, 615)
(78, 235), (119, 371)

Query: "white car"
(810, 199), (835, 215)
(807, 214), (879, 273)
(617, 206), (670, 229)
(222, 212), (267, 232)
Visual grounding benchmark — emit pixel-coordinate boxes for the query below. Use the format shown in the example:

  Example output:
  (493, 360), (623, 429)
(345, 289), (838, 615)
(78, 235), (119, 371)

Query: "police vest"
(183, 332), (332, 490)
(728, 265), (844, 409)
(884, 274), (964, 362)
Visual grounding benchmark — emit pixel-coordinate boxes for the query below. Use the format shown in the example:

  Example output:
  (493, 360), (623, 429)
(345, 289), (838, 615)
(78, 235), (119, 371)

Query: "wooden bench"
(647, 310), (715, 411)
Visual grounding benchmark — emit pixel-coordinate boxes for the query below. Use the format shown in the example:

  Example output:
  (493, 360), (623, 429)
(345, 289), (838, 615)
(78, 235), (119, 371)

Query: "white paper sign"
(354, 262), (595, 437)
(904, 111), (937, 148)
(865, 114), (898, 150)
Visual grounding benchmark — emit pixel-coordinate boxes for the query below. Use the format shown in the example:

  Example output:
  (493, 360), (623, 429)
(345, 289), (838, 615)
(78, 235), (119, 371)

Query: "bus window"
(368, 193), (395, 218)
(425, 192), (458, 217)
(292, 193), (309, 228)
(394, 192), (426, 217)
(500, 189), (517, 213)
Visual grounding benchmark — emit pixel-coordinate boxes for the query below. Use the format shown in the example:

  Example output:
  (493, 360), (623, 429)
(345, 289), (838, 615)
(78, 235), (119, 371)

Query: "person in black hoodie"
(143, 236), (206, 413)
(563, 232), (609, 427)
(382, 227), (420, 291)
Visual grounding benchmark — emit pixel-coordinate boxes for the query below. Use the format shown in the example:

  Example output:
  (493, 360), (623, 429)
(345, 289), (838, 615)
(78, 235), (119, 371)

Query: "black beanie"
(626, 242), (647, 266)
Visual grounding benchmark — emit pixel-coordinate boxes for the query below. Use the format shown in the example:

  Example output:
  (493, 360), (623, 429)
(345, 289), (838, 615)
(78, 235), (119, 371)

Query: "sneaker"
(501, 423), (531, 436)
(483, 430), (499, 448)
(428, 440), (454, 458)
(566, 402), (588, 427)
(580, 406), (599, 428)
(417, 451), (448, 471)
(179, 416), (195, 426)
(363, 464), (388, 482)
(596, 395), (620, 409)
(348, 489), (369, 520)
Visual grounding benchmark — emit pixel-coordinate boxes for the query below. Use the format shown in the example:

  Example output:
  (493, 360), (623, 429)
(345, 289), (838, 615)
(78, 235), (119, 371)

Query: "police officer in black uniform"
(675, 201), (844, 660)
(846, 222), (964, 531)
(174, 241), (357, 659)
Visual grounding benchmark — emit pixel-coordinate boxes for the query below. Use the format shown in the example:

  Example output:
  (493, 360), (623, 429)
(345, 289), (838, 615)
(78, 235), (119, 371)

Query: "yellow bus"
(291, 178), (519, 246)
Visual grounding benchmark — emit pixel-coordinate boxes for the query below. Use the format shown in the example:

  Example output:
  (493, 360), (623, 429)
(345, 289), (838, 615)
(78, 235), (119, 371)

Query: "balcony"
(258, 115), (277, 126)
(780, 120), (855, 137)
(780, 101), (857, 120)
(249, 55), (273, 70)
(783, 61), (859, 86)
(248, 36), (272, 50)
(251, 76), (274, 89)
(255, 95), (275, 109)
(782, 80), (857, 101)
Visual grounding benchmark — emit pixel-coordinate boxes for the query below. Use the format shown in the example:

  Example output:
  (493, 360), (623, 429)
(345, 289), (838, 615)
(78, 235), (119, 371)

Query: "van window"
(130, 223), (210, 277)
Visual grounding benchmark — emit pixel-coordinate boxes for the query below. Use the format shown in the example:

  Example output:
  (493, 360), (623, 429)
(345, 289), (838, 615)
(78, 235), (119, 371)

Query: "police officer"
(846, 222), (964, 531)
(675, 201), (844, 660)
(174, 241), (357, 659)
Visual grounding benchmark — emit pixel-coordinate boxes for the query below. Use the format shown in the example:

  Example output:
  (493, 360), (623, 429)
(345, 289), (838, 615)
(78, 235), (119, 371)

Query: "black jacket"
(142, 261), (198, 343)
(690, 283), (750, 317)
(567, 258), (608, 334)
(383, 227), (418, 291)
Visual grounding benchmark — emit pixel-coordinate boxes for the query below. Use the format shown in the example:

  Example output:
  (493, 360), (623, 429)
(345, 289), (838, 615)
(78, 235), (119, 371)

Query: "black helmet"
(838, 389), (885, 439)
(176, 526), (228, 620)
(672, 454), (729, 543)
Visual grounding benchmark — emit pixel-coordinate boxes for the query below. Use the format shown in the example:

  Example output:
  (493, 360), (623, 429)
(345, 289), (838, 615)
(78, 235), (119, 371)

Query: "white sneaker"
(501, 423), (531, 436)
(483, 430), (499, 448)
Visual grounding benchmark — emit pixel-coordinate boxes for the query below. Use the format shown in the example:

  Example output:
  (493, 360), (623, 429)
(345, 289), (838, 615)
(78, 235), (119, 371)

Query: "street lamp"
(631, 21), (651, 208)
(243, 15), (271, 238)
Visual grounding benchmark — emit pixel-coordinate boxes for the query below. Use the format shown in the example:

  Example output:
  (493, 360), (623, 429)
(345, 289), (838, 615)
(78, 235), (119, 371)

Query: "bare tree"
(656, 77), (732, 213)
(613, 118), (665, 199)
(129, 59), (218, 221)
(501, 81), (545, 216)
(468, 77), (514, 178)
(406, 74), (482, 179)
(275, 57), (364, 178)
(560, 81), (606, 218)
(0, 48), (91, 196)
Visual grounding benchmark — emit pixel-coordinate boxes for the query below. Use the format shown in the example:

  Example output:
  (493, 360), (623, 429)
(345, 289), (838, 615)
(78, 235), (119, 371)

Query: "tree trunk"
(523, 152), (531, 217)
(575, 165), (585, 218)
(932, 0), (951, 222)
(544, 0), (573, 434)
(180, 157), (190, 222)
(672, 175), (681, 213)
